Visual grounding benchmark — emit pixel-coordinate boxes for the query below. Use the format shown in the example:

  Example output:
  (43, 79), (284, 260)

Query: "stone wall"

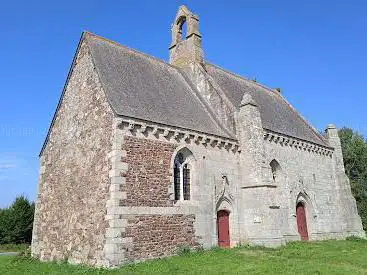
(112, 136), (199, 262)
(125, 214), (197, 260)
(31, 41), (114, 266)
(107, 132), (241, 263)
(121, 136), (176, 207)
(113, 127), (241, 255)
(262, 135), (362, 241)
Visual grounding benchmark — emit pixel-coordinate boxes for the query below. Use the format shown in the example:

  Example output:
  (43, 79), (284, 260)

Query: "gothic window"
(270, 159), (281, 183)
(173, 148), (193, 201)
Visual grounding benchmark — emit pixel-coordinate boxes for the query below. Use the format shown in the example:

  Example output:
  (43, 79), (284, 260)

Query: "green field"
(1, 239), (367, 274)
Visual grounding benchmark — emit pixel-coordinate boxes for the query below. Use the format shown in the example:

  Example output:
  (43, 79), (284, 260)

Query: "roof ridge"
(83, 31), (179, 70)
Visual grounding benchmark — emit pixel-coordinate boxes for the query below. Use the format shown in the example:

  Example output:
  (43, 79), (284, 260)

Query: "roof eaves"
(115, 114), (238, 142)
(264, 127), (333, 150)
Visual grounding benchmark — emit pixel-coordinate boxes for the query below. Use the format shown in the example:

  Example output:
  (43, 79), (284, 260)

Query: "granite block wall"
(31, 41), (114, 266)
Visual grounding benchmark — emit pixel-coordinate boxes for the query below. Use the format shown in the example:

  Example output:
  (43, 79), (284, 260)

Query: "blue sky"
(1, 1), (366, 207)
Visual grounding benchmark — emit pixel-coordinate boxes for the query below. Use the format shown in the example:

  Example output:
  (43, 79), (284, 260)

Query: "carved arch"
(215, 174), (234, 213)
(170, 145), (196, 170)
(296, 191), (310, 205)
(295, 191), (318, 219)
(216, 196), (234, 213)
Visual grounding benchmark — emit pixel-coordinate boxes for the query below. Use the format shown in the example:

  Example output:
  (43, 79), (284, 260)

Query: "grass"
(0, 243), (29, 253)
(1, 239), (367, 274)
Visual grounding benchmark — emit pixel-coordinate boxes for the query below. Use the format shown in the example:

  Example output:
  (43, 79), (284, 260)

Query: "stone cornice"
(263, 129), (334, 157)
(116, 117), (240, 153)
(115, 118), (333, 156)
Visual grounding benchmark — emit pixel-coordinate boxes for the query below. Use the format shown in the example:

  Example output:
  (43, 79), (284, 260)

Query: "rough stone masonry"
(32, 5), (365, 267)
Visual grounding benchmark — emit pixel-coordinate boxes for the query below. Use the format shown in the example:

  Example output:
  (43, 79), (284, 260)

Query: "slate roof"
(84, 32), (329, 147)
(85, 33), (234, 139)
(204, 63), (330, 147)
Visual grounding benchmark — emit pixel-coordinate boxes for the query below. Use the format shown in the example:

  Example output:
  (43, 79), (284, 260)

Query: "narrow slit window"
(174, 163), (181, 200)
(271, 165), (277, 182)
(270, 159), (281, 183)
(183, 164), (190, 200)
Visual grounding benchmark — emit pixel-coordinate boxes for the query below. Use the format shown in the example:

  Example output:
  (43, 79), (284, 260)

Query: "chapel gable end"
(32, 35), (115, 266)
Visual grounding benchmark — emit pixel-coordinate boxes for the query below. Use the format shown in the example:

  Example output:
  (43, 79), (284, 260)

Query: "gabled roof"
(205, 63), (330, 147)
(41, 31), (330, 155)
(85, 32), (234, 139)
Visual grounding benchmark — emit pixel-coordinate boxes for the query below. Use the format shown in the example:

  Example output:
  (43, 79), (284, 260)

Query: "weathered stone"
(121, 136), (176, 207)
(31, 41), (114, 266)
(169, 6), (203, 67)
(125, 215), (198, 261)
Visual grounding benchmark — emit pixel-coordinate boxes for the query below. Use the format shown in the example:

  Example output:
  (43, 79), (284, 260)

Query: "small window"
(271, 165), (277, 182)
(270, 159), (281, 183)
(173, 148), (193, 201)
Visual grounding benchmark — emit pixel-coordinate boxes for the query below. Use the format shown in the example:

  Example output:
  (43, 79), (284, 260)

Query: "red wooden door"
(217, 210), (230, 247)
(296, 203), (309, 241)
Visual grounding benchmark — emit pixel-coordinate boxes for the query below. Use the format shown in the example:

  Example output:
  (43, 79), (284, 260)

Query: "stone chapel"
(31, 5), (364, 267)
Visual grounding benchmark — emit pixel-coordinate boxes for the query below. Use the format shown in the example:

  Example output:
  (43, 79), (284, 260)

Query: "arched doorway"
(217, 210), (230, 247)
(296, 202), (309, 240)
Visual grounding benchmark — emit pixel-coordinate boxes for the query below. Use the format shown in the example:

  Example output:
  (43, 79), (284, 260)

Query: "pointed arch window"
(173, 149), (193, 201)
(270, 159), (281, 183)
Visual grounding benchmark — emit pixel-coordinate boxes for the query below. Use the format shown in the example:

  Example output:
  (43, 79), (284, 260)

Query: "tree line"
(0, 196), (34, 244)
(339, 127), (367, 230)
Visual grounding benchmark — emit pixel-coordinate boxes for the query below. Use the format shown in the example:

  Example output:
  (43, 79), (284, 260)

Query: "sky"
(1, 0), (366, 207)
